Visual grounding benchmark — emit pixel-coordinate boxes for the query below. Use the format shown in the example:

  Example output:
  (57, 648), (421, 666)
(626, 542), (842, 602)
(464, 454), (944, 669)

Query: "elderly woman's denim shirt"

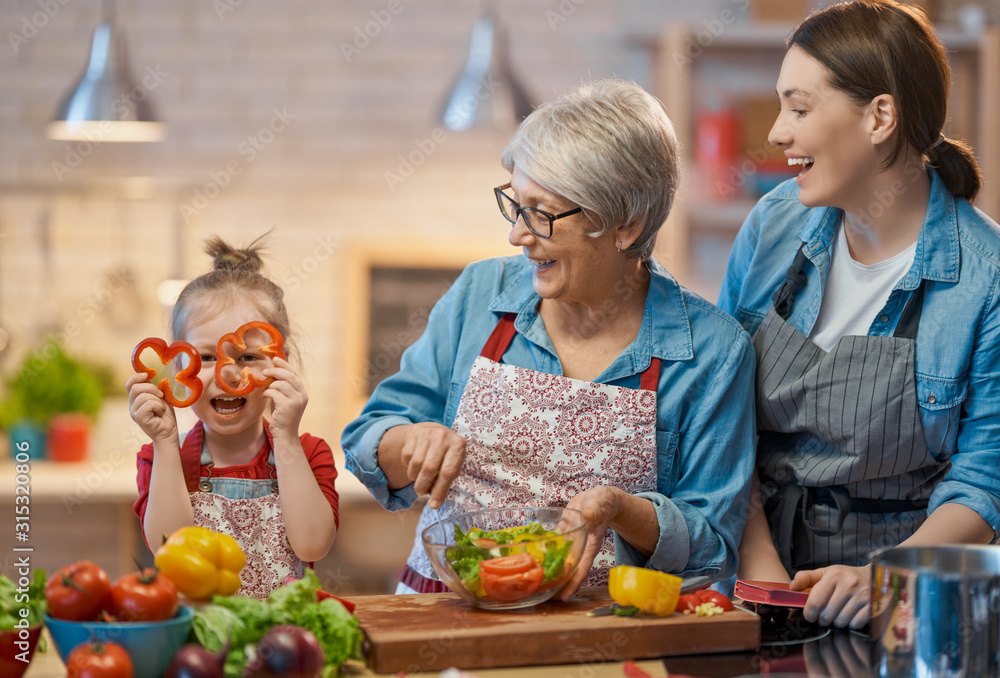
(342, 255), (757, 580)
(718, 169), (1000, 538)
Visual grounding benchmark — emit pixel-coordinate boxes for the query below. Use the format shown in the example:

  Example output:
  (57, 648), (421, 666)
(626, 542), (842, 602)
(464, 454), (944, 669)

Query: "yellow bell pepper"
(154, 526), (246, 600)
(608, 565), (683, 616)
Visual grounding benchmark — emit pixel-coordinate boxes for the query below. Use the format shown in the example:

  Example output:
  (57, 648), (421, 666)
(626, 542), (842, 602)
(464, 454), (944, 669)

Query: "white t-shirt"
(809, 222), (917, 352)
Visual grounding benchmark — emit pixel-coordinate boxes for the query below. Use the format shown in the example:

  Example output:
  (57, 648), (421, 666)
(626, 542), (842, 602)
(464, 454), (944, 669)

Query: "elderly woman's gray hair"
(501, 79), (680, 259)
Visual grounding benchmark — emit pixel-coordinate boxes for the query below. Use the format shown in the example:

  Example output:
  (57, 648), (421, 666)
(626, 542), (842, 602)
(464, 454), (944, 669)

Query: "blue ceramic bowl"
(44, 606), (194, 678)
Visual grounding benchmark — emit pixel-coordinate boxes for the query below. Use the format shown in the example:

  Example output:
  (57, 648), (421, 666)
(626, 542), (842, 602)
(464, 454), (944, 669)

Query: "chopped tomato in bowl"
(421, 506), (589, 610)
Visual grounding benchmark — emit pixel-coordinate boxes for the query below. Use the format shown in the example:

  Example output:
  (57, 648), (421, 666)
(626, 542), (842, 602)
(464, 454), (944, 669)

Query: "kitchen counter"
(25, 654), (671, 677)
(24, 647), (671, 677)
(21, 626), (870, 677)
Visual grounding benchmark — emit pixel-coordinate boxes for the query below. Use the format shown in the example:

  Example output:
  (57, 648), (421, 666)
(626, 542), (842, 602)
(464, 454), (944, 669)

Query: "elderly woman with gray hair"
(342, 78), (757, 597)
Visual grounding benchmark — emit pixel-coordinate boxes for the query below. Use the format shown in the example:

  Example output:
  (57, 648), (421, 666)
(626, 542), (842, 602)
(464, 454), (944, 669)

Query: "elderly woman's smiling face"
(507, 166), (624, 308)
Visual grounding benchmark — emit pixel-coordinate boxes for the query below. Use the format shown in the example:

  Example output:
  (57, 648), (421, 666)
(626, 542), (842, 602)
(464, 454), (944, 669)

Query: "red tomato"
(479, 553), (536, 576)
(694, 589), (735, 611)
(472, 538), (498, 547)
(45, 561), (112, 621)
(675, 594), (700, 614)
(109, 568), (178, 622)
(481, 565), (544, 602)
(66, 640), (134, 678)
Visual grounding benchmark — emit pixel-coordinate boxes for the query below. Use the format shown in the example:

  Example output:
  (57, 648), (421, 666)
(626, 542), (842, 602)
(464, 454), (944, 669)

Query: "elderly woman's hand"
(558, 486), (624, 601)
(381, 422), (467, 509)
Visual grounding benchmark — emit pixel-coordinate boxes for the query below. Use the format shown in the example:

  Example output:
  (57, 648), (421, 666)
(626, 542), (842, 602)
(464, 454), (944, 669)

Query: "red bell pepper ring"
(131, 337), (204, 408)
(215, 321), (286, 396)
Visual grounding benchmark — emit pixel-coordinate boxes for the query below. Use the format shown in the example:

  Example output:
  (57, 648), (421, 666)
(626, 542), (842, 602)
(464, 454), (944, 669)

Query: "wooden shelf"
(652, 21), (1000, 286)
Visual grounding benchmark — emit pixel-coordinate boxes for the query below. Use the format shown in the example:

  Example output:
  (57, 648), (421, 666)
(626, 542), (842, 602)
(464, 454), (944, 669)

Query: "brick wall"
(0, 0), (725, 439)
(0, 0), (990, 443)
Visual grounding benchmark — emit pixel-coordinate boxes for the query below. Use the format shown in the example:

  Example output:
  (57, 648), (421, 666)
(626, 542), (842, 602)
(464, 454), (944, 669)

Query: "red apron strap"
(479, 312), (518, 361)
(640, 357), (661, 392)
(180, 421), (206, 493)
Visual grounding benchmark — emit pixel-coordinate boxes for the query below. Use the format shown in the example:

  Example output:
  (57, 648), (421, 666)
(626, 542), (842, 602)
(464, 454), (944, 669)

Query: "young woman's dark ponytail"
(929, 136), (981, 202)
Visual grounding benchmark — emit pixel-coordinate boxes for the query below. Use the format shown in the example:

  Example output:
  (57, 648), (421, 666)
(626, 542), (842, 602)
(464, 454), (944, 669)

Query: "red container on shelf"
(47, 413), (90, 462)
(696, 108), (743, 202)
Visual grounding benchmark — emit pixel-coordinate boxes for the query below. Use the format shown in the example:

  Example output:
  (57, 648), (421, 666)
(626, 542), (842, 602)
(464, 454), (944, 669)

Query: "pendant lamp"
(48, 19), (165, 142)
(440, 12), (533, 132)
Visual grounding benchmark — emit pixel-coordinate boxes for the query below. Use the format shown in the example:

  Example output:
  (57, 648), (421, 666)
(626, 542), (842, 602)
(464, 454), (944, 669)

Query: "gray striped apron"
(754, 246), (945, 573)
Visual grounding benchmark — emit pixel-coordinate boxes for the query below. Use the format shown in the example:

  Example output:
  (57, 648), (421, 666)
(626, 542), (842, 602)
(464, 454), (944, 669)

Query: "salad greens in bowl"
(421, 506), (588, 610)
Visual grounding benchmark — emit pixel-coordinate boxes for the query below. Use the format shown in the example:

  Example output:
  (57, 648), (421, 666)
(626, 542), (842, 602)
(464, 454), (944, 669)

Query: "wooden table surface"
(24, 639), (669, 677)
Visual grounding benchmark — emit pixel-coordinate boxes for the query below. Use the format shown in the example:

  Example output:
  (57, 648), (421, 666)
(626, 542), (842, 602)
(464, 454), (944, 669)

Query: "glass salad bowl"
(421, 505), (589, 610)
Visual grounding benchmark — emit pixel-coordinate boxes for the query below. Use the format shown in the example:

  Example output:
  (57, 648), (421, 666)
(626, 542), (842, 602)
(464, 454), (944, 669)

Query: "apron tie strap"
(893, 283), (926, 340)
(765, 482), (929, 572)
(771, 247), (810, 320)
(766, 483), (805, 574)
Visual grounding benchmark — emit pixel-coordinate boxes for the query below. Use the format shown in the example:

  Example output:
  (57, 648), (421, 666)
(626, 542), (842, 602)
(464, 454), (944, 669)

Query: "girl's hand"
(126, 372), (178, 443)
(262, 357), (308, 441)
(792, 563), (871, 629)
(558, 486), (622, 601)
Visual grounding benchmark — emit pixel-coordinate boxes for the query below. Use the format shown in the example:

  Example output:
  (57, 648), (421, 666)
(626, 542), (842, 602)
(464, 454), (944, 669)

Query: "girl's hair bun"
(204, 235), (265, 274)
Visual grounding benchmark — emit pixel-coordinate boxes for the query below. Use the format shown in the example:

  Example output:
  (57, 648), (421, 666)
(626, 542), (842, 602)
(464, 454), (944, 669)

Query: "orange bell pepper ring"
(131, 337), (204, 408)
(215, 321), (286, 396)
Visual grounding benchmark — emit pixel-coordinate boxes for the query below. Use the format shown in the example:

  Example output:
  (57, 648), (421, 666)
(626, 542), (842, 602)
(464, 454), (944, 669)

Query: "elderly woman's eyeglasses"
(494, 183), (583, 239)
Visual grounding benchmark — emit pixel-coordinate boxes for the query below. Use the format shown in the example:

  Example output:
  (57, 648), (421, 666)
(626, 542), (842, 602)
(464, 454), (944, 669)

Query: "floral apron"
(189, 445), (305, 600)
(401, 312), (660, 592)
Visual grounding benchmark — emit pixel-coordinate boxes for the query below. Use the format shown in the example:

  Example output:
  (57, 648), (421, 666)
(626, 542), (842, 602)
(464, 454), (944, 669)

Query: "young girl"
(719, 0), (1000, 629)
(128, 236), (339, 599)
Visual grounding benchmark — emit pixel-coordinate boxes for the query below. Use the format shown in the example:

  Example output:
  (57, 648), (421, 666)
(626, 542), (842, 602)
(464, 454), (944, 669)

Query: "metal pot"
(871, 545), (1000, 677)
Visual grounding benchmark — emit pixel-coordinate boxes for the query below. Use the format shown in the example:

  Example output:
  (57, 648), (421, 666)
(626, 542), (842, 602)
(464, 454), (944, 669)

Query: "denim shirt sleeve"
(718, 199), (763, 319)
(926, 265), (1000, 539)
(613, 315), (757, 581)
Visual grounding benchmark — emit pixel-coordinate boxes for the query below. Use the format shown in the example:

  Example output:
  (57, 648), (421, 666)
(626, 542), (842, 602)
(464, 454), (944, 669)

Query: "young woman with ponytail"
(718, 0), (1000, 629)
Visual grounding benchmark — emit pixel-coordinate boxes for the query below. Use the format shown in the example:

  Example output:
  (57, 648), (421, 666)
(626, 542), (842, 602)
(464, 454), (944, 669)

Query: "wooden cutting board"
(353, 587), (760, 673)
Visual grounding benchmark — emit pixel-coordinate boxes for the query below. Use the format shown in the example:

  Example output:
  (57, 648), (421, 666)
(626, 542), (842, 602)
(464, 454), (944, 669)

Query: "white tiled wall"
(0, 0), (988, 438)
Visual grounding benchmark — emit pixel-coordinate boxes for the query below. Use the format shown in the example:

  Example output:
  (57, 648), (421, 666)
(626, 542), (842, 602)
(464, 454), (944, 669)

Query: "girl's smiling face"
(185, 298), (273, 438)
(769, 46), (884, 211)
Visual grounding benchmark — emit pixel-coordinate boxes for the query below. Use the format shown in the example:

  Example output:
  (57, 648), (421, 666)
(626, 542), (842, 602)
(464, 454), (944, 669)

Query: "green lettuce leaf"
(192, 568), (362, 677)
(542, 539), (573, 583)
(0, 570), (45, 630)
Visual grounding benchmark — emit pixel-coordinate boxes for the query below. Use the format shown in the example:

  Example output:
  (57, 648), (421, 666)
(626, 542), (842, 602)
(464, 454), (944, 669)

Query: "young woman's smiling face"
(185, 298), (273, 438)
(769, 46), (883, 211)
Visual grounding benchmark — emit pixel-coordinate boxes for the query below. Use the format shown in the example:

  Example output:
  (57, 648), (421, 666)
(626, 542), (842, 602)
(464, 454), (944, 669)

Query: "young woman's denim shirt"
(342, 255), (757, 580)
(718, 169), (1000, 539)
